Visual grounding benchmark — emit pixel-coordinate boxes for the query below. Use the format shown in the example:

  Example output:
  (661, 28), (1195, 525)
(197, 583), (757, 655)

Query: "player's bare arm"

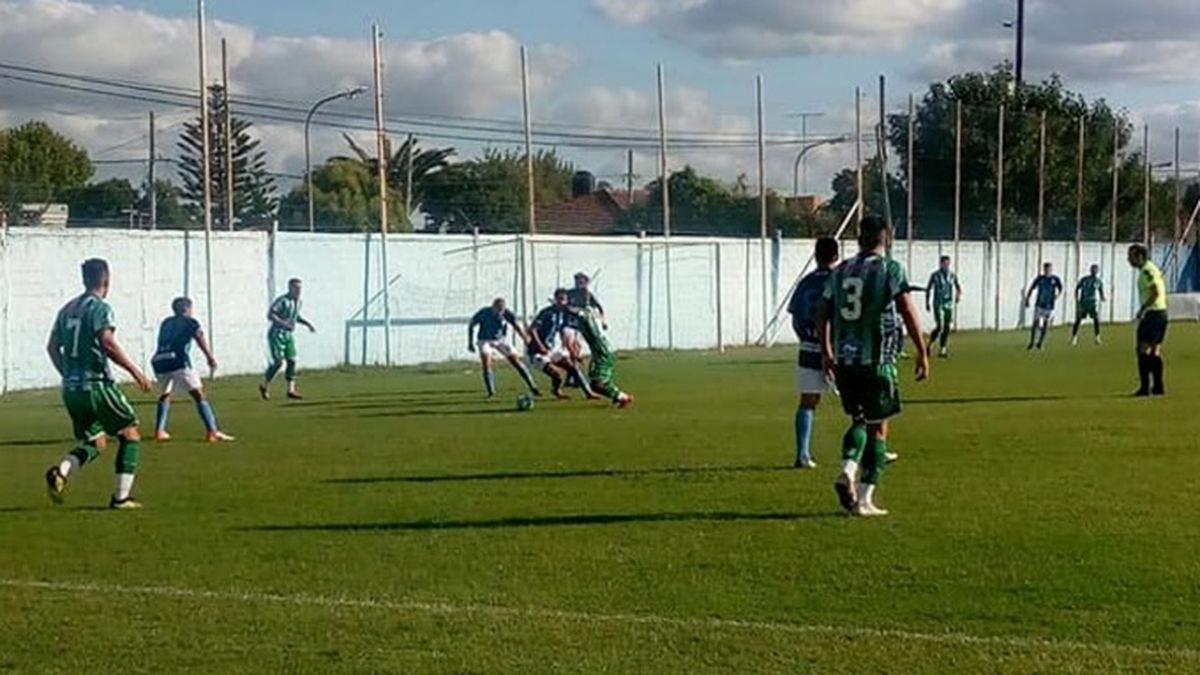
(46, 330), (65, 376)
(297, 316), (316, 332)
(897, 293), (930, 381)
(467, 319), (478, 352)
(817, 297), (835, 376)
(268, 310), (291, 330)
(99, 328), (152, 392)
(195, 328), (218, 371)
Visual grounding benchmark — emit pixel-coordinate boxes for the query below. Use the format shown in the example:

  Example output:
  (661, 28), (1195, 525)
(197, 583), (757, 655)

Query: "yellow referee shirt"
(1137, 261), (1167, 311)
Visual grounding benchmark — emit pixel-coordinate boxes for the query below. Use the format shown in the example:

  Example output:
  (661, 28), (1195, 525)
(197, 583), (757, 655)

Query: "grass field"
(2, 324), (1199, 673)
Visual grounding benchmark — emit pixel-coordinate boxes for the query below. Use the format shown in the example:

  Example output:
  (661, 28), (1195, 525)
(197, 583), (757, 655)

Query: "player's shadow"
(907, 394), (1069, 406)
(244, 510), (841, 533)
(287, 389), (477, 407)
(0, 438), (69, 447)
(326, 465), (792, 485)
(353, 408), (523, 419)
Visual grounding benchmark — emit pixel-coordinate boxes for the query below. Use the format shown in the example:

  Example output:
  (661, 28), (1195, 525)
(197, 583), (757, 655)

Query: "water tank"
(571, 171), (597, 198)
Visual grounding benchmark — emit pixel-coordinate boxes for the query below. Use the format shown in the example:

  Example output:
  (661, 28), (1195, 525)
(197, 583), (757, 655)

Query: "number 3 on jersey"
(840, 277), (864, 321)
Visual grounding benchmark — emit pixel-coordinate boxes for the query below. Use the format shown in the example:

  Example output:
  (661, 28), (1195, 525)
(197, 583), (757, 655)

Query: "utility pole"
(221, 38), (234, 231)
(405, 132), (415, 226)
(786, 111), (824, 194)
(625, 149), (634, 206)
(1015, 0), (1026, 86)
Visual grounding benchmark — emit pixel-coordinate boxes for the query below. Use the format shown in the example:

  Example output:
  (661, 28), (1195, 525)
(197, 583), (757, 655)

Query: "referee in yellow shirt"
(1128, 244), (1168, 396)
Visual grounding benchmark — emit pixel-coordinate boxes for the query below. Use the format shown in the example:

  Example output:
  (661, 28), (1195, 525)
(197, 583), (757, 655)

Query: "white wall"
(0, 228), (1144, 393)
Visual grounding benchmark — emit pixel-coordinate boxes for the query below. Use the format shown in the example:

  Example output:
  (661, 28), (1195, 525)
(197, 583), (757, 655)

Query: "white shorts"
(560, 327), (591, 357)
(1034, 307), (1055, 322)
(529, 346), (568, 367)
(795, 366), (831, 395)
(477, 339), (516, 359)
(157, 367), (203, 395)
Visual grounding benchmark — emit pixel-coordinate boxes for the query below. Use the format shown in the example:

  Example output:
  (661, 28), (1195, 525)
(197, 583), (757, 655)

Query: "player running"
(468, 298), (541, 398)
(150, 297), (234, 443)
(44, 259), (153, 509)
(1071, 265), (1106, 346)
(260, 278), (315, 401)
(925, 256), (962, 358)
(820, 217), (929, 517)
(565, 305), (632, 407)
(1128, 245), (1168, 396)
(787, 237), (839, 469)
(1024, 262), (1063, 351)
(528, 289), (595, 400)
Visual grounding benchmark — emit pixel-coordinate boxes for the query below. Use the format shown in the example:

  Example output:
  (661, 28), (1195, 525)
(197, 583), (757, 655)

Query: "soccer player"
(563, 272), (606, 360)
(1128, 245), (1168, 396)
(925, 256), (962, 358)
(1071, 264), (1106, 346)
(44, 258), (154, 509)
(468, 298), (541, 398)
(819, 217), (929, 517)
(528, 289), (595, 399)
(787, 237), (840, 469)
(150, 297), (234, 443)
(259, 278), (315, 401)
(565, 305), (632, 408)
(1024, 262), (1063, 351)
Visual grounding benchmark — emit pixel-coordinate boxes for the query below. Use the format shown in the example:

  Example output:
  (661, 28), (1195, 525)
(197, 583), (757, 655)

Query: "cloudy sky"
(1, 0), (1198, 197)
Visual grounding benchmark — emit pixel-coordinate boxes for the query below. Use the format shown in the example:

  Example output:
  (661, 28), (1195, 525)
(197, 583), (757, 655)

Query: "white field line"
(1, 578), (1196, 661)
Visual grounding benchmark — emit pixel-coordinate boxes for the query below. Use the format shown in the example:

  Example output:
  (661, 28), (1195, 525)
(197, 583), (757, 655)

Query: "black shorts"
(1137, 310), (1168, 345)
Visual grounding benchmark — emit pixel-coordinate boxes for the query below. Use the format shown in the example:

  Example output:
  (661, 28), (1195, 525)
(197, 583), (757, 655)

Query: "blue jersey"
(1032, 275), (1063, 310)
(151, 316), (201, 374)
(529, 305), (567, 351)
(472, 307), (517, 342)
(788, 268), (832, 370)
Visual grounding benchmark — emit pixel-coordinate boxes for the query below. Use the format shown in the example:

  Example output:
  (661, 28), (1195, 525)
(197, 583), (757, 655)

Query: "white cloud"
(0, 0), (574, 178)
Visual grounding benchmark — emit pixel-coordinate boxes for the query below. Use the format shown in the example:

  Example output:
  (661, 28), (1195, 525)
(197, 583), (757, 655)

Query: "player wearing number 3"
(819, 217), (929, 517)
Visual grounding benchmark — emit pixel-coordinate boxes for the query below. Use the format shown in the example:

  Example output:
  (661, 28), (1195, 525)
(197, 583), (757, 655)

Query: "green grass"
(2, 325), (1199, 673)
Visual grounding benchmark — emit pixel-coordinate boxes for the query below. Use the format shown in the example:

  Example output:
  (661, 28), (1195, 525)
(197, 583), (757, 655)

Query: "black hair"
(814, 237), (839, 265)
(940, 255), (951, 263)
(857, 216), (890, 250)
(171, 297), (192, 316)
(553, 288), (570, 298)
(81, 258), (109, 290)
(288, 278), (302, 287)
(1128, 244), (1149, 259)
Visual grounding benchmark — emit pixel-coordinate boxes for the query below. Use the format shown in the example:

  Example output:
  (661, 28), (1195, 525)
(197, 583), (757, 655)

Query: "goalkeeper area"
(2, 325), (1198, 673)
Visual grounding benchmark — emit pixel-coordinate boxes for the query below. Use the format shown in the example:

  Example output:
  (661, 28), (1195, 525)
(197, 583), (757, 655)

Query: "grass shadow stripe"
(326, 465), (793, 485)
(1, 578), (1194, 662)
(240, 511), (835, 532)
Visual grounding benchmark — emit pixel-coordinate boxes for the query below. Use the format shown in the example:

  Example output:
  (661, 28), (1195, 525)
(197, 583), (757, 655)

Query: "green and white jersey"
(574, 307), (613, 359)
(53, 292), (116, 388)
(269, 294), (302, 332)
(1076, 276), (1103, 307)
(823, 253), (909, 367)
(927, 270), (958, 309)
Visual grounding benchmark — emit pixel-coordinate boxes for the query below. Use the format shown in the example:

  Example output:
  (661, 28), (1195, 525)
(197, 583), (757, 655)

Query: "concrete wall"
(0, 228), (1146, 393)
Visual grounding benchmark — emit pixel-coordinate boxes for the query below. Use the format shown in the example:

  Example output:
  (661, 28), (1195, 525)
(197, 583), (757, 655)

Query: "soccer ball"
(516, 393), (535, 412)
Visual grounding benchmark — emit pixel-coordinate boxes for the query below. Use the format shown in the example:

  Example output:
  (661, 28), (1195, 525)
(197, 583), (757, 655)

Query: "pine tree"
(177, 85), (277, 228)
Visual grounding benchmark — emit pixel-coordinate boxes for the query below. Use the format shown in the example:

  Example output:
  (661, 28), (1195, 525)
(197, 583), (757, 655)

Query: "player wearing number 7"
(45, 258), (154, 509)
(819, 217), (929, 517)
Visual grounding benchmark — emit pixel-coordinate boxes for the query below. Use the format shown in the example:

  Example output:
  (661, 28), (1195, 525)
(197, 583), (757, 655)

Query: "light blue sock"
(196, 400), (218, 433)
(155, 399), (170, 435)
(795, 406), (815, 464)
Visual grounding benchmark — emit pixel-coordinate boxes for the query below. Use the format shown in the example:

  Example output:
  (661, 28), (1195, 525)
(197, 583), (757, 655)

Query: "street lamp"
(786, 111), (824, 194)
(792, 136), (850, 198)
(305, 86), (368, 232)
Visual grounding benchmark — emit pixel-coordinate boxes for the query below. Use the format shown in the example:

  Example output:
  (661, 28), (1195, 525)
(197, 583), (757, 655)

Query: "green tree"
(0, 121), (93, 225)
(422, 149), (573, 233)
(826, 156), (908, 233)
(138, 180), (190, 229)
(278, 157), (405, 232)
(63, 178), (138, 226)
(342, 134), (454, 229)
(177, 84), (277, 228)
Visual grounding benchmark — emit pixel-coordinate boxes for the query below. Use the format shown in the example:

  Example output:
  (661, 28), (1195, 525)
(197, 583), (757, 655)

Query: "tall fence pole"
(657, 63), (674, 349)
(756, 74), (768, 334)
(1173, 127), (1182, 282)
(148, 111), (157, 231)
(1036, 110), (1046, 266)
(1143, 124), (1151, 246)
(1075, 115), (1085, 301)
(953, 100), (962, 268)
(196, 0), (215, 350)
(221, 38), (234, 231)
(372, 23), (392, 366)
(521, 46), (536, 236)
(854, 87), (863, 231)
(1110, 122), (1119, 324)
(994, 103), (1005, 331)
(714, 243), (725, 353)
(906, 92), (915, 272)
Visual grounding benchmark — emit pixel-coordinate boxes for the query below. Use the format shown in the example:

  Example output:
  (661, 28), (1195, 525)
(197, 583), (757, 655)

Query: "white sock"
(58, 454), (82, 478)
(287, 381), (297, 394)
(114, 473), (136, 501)
(840, 460), (859, 478)
(858, 483), (876, 506)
